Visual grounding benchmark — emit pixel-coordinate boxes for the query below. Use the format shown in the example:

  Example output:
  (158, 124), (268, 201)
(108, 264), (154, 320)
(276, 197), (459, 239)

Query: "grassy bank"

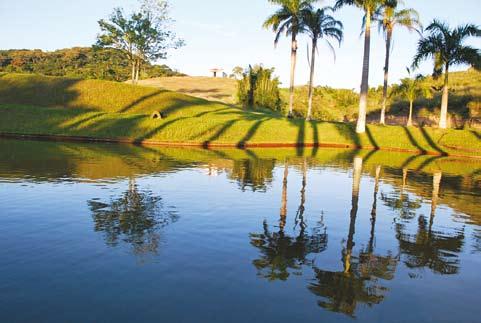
(0, 73), (480, 157)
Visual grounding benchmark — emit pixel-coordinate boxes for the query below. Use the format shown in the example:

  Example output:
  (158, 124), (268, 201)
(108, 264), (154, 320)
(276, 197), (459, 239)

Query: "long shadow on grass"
(236, 118), (271, 148)
(471, 130), (481, 140)
(118, 90), (166, 113)
(63, 112), (105, 131)
(133, 116), (190, 143)
(295, 119), (306, 157)
(419, 127), (447, 155)
(310, 120), (319, 157)
(402, 127), (427, 154)
(202, 119), (240, 148)
(333, 122), (361, 147)
(365, 126), (380, 149)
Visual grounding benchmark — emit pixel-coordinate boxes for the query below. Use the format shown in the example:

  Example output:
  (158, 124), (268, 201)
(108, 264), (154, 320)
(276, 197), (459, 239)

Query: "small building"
(210, 68), (223, 78)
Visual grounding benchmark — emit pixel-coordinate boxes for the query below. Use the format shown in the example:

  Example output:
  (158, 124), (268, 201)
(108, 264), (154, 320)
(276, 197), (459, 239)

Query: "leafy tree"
(302, 7), (343, 120)
(334, 0), (386, 133)
(413, 20), (481, 128)
(96, 1), (183, 84)
(391, 68), (431, 126)
(375, 0), (421, 125)
(264, 0), (318, 118)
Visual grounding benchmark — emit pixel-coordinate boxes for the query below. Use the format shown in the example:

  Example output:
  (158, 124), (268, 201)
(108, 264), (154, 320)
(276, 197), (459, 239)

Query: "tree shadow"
(402, 127), (427, 154)
(333, 122), (361, 148)
(365, 126), (380, 150)
(310, 120), (319, 157)
(419, 127), (447, 155)
(202, 119), (240, 148)
(118, 90), (166, 113)
(471, 130), (481, 140)
(295, 119), (306, 157)
(0, 76), (81, 108)
(236, 117), (270, 148)
(133, 116), (190, 143)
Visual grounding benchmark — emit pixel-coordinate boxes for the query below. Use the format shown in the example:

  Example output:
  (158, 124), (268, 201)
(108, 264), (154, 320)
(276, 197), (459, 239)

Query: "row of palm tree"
(264, 0), (480, 132)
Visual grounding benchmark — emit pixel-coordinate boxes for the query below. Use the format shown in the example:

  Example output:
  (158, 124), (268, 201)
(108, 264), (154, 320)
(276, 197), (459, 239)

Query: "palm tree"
(391, 68), (430, 126)
(412, 20), (481, 129)
(376, 0), (421, 125)
(302, 7), (344, 120)
(264, 0), (317, 118)
(335, 0), (385, 133)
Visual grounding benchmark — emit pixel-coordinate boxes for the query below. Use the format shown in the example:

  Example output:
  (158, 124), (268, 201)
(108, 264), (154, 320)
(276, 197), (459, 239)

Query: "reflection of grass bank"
(0, 74), (480, 157)
(1, 138), (480, 223)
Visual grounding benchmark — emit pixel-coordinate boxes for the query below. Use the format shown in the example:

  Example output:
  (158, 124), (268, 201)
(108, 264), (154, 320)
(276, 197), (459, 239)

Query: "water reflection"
(1, 139), (480, 322)
(395, 172), (465, 275)
(250, 158), (328, 281)
(88, 178), (178, 258)
(308, 158), (397, 317)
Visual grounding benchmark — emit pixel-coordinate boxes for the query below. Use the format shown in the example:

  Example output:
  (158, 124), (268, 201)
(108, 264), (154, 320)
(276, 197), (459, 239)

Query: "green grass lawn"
(0, 73), (480, 157)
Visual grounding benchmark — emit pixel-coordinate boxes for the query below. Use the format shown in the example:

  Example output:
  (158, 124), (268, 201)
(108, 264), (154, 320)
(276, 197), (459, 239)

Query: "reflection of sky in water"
(0, 142), (480, 323)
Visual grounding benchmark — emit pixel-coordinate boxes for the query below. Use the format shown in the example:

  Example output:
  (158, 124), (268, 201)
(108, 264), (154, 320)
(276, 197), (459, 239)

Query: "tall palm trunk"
(345, 156), (363, 273)
(439, 67), (449, 129)
(407, 100), (414, 126)
(280, 160), (289, 231)
(288, 33), (298, 118)
(306, 39), (317, 121)
(356, 11), (372, 134)
(380, 29), (392, 125)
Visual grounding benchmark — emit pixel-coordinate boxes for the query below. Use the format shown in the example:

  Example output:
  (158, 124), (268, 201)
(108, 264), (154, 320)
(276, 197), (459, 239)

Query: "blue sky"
(1, 0), (480, 89)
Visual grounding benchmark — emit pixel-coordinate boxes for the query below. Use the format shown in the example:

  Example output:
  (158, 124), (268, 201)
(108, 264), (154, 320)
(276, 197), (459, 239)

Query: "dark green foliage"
(0, 47), (182, 82)
(237, 65), (282, 111)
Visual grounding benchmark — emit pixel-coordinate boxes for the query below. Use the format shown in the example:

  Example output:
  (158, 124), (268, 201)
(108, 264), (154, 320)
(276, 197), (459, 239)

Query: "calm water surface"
(0, 139), (480, 323)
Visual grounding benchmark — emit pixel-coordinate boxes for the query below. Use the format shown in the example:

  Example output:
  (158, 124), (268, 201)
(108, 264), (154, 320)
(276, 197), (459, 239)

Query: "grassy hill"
(136, 76), (237, 104)
(136, 69), (481, 126)
(0, 73), (480, 157)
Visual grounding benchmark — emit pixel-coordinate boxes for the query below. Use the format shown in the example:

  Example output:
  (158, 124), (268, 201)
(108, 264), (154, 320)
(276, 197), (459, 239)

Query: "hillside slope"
(0, 73), (480, 157)
(136, 76), (237, 104)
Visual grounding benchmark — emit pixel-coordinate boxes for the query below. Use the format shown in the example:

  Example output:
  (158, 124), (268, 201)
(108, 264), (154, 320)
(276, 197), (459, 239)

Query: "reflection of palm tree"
(309, 158), (396, 317)
(381, 168), (422, 220)
(250, 158), (328, 281)
(280, 159), (289, 231)
(88, 178), (178, 257)
(396, 172), (465, 275)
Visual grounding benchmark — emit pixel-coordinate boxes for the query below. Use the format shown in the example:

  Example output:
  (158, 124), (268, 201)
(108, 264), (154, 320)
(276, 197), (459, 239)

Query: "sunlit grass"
(0, 73), (480, 157)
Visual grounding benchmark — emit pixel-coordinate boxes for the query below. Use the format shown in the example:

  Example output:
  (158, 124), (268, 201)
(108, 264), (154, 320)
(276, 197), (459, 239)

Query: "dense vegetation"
(0, 47), (183, 82)
(280, 69), (481, 127)
(237, 65), (282, 111)
(0, 73), (480, 157)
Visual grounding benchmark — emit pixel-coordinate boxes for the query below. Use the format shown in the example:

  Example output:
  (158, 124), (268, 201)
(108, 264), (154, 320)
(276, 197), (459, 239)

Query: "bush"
(237, 65), (281, 111)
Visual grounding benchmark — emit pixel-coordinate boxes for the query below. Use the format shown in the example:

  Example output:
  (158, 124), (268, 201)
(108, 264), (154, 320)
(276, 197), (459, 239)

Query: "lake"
(0, 139), (480, 323)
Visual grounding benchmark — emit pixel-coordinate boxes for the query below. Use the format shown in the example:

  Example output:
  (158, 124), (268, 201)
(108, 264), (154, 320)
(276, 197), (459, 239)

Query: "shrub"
(237, 65), (281, 111)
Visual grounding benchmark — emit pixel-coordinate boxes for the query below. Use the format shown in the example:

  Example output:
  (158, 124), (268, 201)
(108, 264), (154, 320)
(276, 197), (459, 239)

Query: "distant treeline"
(0, 47), (183, 82)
